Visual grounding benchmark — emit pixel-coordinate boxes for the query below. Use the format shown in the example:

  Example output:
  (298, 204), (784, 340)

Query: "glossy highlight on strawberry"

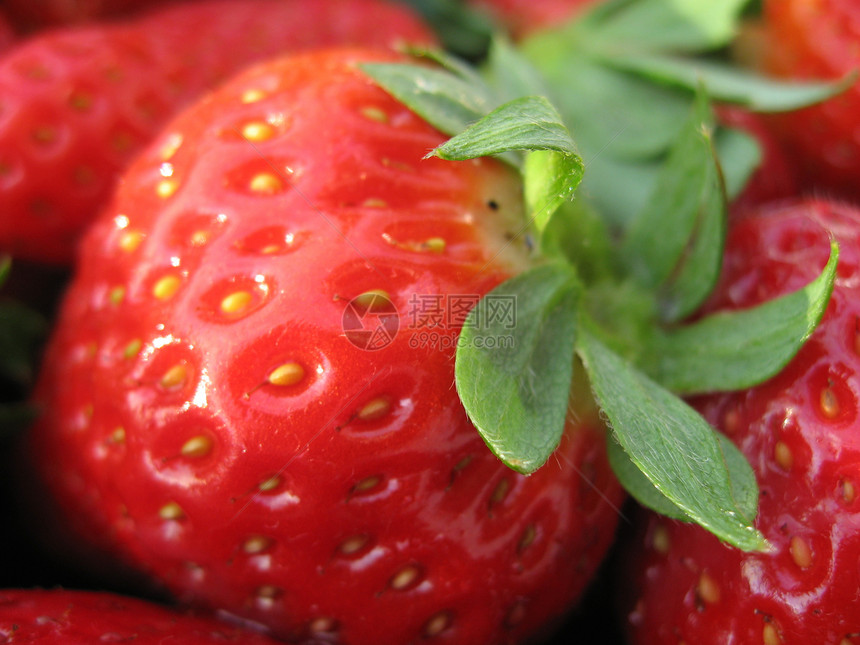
(27, 48), (623, 645)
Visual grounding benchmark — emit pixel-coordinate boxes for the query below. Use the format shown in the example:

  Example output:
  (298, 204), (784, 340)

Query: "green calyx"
(364, 0), (843, 552)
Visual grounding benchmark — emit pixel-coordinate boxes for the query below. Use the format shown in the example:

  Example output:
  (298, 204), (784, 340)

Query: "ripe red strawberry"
(0, 0), (433, 265)
(27, 48), (623, 644)
(758, 0), (860, 202)
(0, 12), (15, 52)
(620, 198), (860, 644)
(4, 0), (184, 30)
(0, 588), (278, 643)
(468, 0), (596, 38)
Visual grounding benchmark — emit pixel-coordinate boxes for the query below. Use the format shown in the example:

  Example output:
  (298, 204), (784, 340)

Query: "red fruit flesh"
(760, 0), (860, 202)
(0, 0), (434, 264)
(621, 199), (860, 644)
(0, 12), (15, 52)
(0, 589), (277, 643)
(29, 48), (623, 644)
(4, 0), (185, 30)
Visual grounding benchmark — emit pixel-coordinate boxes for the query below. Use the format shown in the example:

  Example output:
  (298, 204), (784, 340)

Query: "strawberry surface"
(4, 0), (185, 30)
(759, 0), (860, 202)
(0, 0), (433, 264)
(27, 48), (623, 645)
(620, 199), (860, 644)
(0, 588), (278, 643)
(0, 12), (15, 52)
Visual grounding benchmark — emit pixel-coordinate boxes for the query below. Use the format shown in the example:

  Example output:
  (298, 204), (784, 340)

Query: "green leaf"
(576, 327), (768, 551)
(715, 125), (761, 201)
(576, 0), (749, 54)
(361, 62), (493, 136)
(455, 264), (581, 474)
(518, 49), (692, 160)
(430, 96), (584, 233)
(540, 200), (616, 284)
(644, 240), (839, 394)
(607, 428), (759, 523)
(622, 90), (724, 302)
(604, 53), (853, 112)
(483, 37), (551, 102)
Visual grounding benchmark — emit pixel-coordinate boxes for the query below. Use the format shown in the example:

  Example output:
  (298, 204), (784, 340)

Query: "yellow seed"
(153, 275), (181, 300)
(181, 435), (213, 458)
(261, 244), (281, 255)
(389, 564), (421, 590)
(489, 478), (510, 508)
(697, 571), (721, 604)
(258, 475), (281, 492)
(353, 289), (391, 312)
(220, 290), (253, 314)
(112, 131), (134, 152)
(820, 386), (840, 419)
(123, 339), (142, 359)
(309, 617), (337, 634)
(256, 585), (280, 599)
(119, 230), (144, 253)
(351, 475), (382, 497)
(69, 91), (93, 111)
(362, 198), (388, 208)
(789, 535), (813, 569)
(517, 524), (537, 553)
(190, 230), (210, 247)
(161, 364), (188, 389)
(424, 612), (451, 637)
(842, 478), (856, 504)
(652, 523), (670, 555)
(109, 427), (126, 444)
(774, 441), (793, 471)
(339, 535), (368, 555)
(32, 126), (56, 145)
(763, 622), (781, 645)
(268, 362), (305, 387)
(357, 397), (391, 421)
(156, 178), (179, 199)
(109, 286), (125, 306)
(159, 502), (184, 521)
(423, 237), (446, 253)
(249, 172), (284, 195)
(241, 89), (267, 104)
(361, 106), (388, 123)
(243, 535), (273, 554)
(241, 121), (276, 142)
(73, 165), (95, 186)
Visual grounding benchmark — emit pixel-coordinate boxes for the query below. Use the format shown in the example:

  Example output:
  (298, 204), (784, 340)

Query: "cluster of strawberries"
(0, 1), (858, 644)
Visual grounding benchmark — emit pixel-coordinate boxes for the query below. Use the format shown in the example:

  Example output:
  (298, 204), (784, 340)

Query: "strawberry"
(620, 198), (860, 644)
(0, 588), (278, 643)
(27, 48), (624, 644)
(0, 12), (15, 52)
(758, 0), (860, 202)
(0, 0), (433, 265)
(3, 0), (185, 30)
